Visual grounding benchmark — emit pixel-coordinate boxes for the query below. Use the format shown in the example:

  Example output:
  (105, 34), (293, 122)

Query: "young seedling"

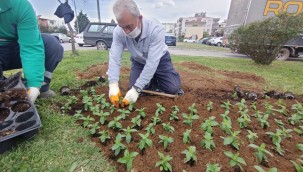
(201, 132), (216, 151)
(224, 151), (247, 171)
(101, 99), (111, 110)
(236, 99), (247, 112)
(290, 159), (303, 172)
(121, 126), (138, 144)
(162, 122), (175, 133)
(220, 116), (232, 135)
(182, 112), (199, 126)
(297, 144), (303, 154)
(248, 143), (273, 164)
(188, 103), (198, 115)
(89, 87), (96, 95)
(254, 165), (277, 172)
(145, 123), (155, 135)
(288, 114), (302, 125)
(111, 133), (126, 156)
(220, 110), (230, 119)
(250, 101), (257, 111)
(272, 104), (288, 116)
(264, 102), (274, 115)
(117, 149), (139, 171)
(182, 129), (191, 144)
(156, 103), (166, 115)
(99, 130), (111, 143)
(155, 152), (173, 172)
(258, 113), (270, 129)
(82, 95), (93, 111)
(220, 100), (232, 111)
(128, 101), (135, 111)
(207, 101), (214, 112)
(73, 110), (83, 120)
(274, 119), (284, 127)
(237, 114), (251, 129)
(93, 94), (105, 104)
(91, 105), (100, 116)
(138, 133), (153, 152)
(182, 146), (197, 164)
(266, 130), (285, 155)
(80, 89), (89, 97)
(221, 130), (241, 150)
(246, 130), (258, 143)
(206, 163), (221, 172)
(131, 115), (142, 128)
(99, 110), (110, 125)
(135, 107), (146, 119)
(109, 105), (116, 114)
(200, 116), (219, 134)
(278, 127), (292, 138)
(88, 122), (100, 135)
(61, 96), (78, 112)
(80, 116), (95, 128)
(151, 115), (162, 126)
(118, 109), (131, 120)
(169, 111), (179, 121)
(171, 105), (180, 113)
(294, 126), (303, 136)
(159, 135), (174, 150)
(108, 116), (122, 130)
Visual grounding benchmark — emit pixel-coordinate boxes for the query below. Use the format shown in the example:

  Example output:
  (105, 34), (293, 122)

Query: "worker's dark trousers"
(129, 52), (181, 94)
(0, 33), (64, 92)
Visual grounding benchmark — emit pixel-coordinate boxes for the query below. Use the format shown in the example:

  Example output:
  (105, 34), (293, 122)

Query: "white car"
(210, 37), (223, 46)
(183, 39), (196, 43)
(75, 32), (84, 47)
(51, 33), (71, 43)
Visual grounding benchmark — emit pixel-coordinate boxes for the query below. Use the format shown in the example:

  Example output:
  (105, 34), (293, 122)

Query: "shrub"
(229, 13), (303, 65)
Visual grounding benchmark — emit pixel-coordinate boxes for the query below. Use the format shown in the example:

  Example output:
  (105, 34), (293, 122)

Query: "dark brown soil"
(0, 108), (10, 122)
(11, 101), (31, 112)
(63, 62), (303, 172)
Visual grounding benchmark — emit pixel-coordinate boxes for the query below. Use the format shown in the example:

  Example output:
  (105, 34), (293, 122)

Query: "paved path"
(62, 43), (303, 61)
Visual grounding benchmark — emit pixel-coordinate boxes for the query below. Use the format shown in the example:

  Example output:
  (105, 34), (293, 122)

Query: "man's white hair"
(113, 0), (140, 21)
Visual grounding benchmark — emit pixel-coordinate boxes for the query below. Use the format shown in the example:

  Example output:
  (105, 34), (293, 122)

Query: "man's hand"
(122, 87), (139, 107)
(27, 87), (40, 103)
(109, 82), (121, 108)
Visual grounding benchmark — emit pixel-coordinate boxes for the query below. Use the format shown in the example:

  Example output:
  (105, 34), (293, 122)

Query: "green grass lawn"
(175, 42), (231, 52)
(0, 50), (302, 172)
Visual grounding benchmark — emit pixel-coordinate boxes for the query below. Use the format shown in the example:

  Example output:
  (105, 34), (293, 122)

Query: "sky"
(28, 0), (231, 24)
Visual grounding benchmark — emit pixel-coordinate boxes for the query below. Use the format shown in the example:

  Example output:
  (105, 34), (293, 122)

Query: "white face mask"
(125, 19), (141, 38)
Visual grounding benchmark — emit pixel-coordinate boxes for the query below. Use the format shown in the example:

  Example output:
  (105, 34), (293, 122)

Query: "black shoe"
(178, 88), (184, 96)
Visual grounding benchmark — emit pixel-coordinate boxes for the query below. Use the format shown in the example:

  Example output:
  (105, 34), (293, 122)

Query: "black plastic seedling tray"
(0, 72), (41, 153)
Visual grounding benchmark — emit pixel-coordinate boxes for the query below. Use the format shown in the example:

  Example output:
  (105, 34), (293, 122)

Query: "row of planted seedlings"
(61, 86), (303, 172)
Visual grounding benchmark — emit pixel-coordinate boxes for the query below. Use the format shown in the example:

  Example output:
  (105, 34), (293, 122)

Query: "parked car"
(165, 33), (176, 46)
(75, 32), (85, 47)
(200, 37), (211, 44)
(210, 37), (223, 46)
(83, 22), (117, 50)
(183, 38), (196, 43)
(206, 37), (216, 45)
(51, 33), (71, 43)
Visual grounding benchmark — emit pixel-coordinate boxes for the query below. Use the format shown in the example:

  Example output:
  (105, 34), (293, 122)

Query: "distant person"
(107, 0), (183, 108)
(0, 0), (64, 103)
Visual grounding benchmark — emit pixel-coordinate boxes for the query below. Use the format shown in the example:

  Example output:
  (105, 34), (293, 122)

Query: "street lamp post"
(97, 0), (101, 22)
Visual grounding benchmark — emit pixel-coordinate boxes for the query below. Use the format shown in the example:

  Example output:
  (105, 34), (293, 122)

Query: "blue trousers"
(129, 52), (181, 94)
(0, 33), (64, 91)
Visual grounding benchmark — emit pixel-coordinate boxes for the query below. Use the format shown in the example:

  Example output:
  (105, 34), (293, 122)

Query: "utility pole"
(97, 0), (101, 22)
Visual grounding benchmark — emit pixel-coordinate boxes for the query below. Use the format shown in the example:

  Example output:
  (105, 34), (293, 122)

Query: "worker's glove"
(27, 87), (40, 103)
(122, 87), (139, 107)
(109, 82), (121, 108)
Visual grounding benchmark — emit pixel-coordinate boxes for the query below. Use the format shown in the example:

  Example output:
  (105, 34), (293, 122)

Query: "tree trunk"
(67, 22), (78, 55)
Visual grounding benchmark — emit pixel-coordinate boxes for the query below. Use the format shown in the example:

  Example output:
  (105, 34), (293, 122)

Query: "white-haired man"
(108, 0), (182, 107)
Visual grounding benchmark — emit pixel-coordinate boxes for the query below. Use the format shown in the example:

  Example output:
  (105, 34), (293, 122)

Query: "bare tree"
(57, 0), (77, 55)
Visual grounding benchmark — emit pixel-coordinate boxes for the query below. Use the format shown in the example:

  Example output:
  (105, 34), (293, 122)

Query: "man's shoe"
(40, 90), (56, 98)
(178, 88), (184, 96)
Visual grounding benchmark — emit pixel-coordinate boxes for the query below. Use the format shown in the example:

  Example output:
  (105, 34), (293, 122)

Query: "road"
(62, 43), (303, 61)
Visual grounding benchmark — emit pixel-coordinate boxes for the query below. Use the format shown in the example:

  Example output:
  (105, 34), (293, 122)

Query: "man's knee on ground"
(162, 84), (180, 94)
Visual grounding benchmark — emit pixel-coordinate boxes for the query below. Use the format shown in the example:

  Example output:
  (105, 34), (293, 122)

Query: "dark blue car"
(165, 34), (176, 46)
